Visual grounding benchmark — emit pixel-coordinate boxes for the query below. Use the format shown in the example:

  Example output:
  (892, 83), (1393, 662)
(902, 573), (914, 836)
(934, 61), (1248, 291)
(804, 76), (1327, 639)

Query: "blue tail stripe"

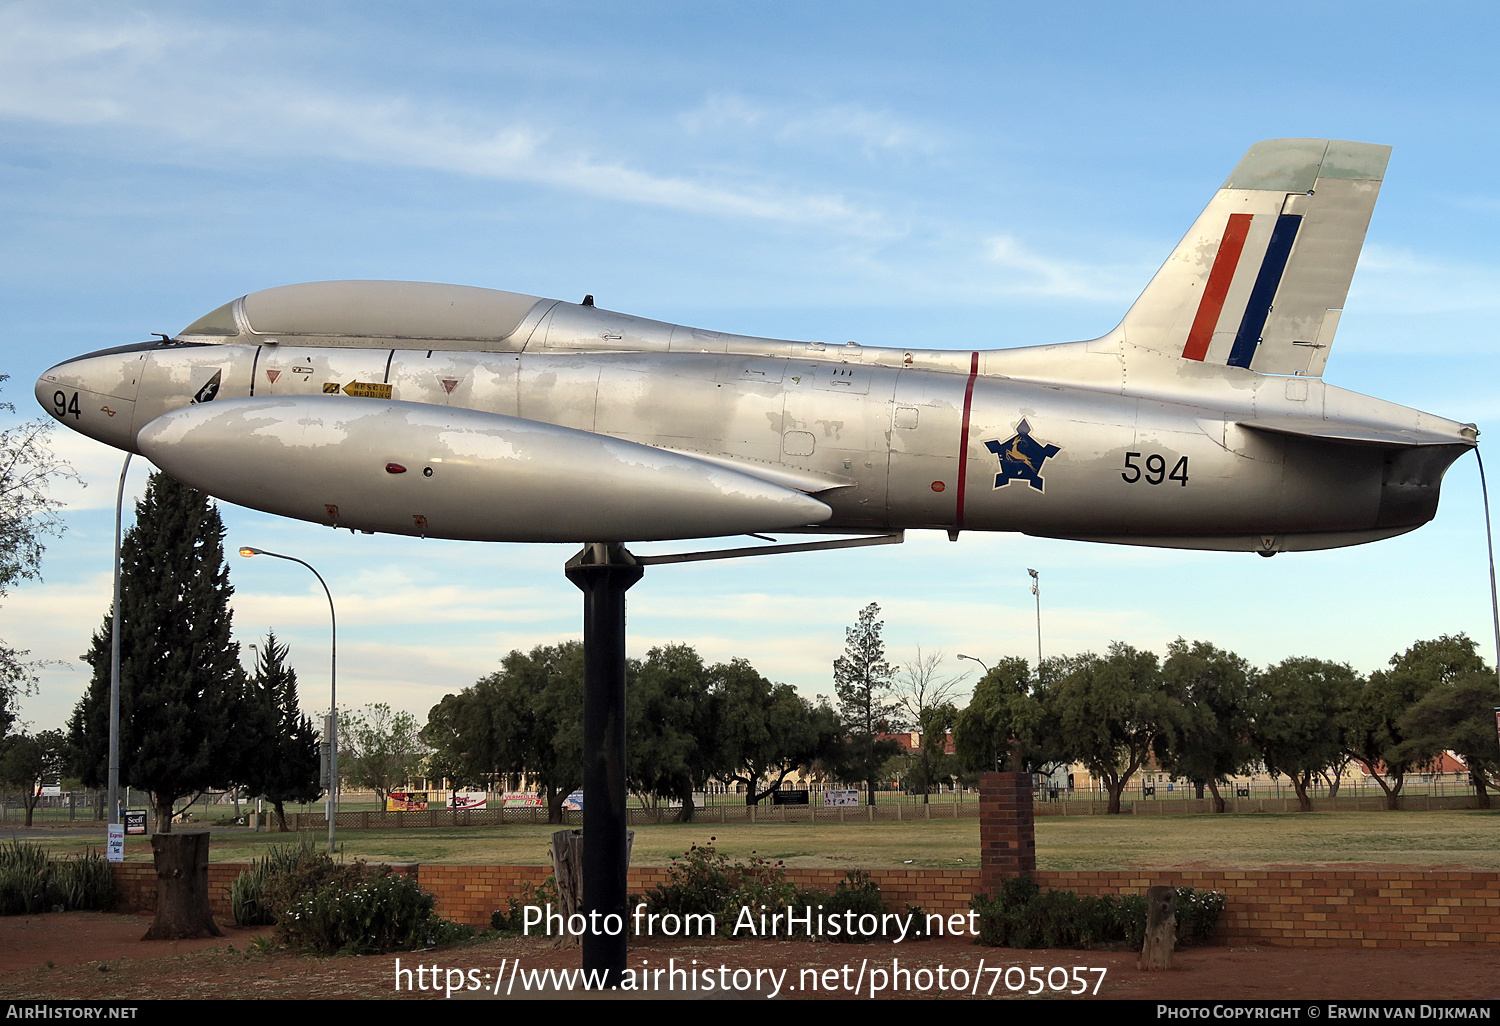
(1227, 213), (1302, 369)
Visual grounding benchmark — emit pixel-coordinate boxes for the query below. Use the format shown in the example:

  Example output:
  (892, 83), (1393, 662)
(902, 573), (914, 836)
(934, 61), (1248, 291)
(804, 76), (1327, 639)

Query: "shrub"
(0, 841), (114, 916)
(0, 839), (56, 915)
(230, 840), (471, 953)
(638, 838), (817, 938)
(642, 840), (738, 920)
(492, 875), (559, 934)
(277, 871), (473, 955)
(53, 849), (114, 912)
(231, 840), (321, 927)
(1174, 887), (1226, 944)
(797, 870), (899, 942)
(969, 877), (1224, 950)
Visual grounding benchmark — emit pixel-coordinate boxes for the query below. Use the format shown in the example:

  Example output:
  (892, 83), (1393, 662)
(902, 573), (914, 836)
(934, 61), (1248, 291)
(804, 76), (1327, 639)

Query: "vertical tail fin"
(1119, 139), (1390, 376)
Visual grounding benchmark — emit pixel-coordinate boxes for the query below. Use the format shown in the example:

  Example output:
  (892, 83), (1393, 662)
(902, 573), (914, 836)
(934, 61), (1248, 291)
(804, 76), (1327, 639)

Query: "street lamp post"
(1027, 569), (1042, 679)
(238, 547), (338, 854)
(108, 453), (132, 829)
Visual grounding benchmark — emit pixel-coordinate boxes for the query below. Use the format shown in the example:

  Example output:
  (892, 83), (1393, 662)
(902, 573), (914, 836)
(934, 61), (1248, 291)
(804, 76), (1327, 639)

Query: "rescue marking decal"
(984, 420), (1061, 492)
(342, 380), (394, 399)
(955, 351), (980, 530)
(1181, 213), (1252, 361)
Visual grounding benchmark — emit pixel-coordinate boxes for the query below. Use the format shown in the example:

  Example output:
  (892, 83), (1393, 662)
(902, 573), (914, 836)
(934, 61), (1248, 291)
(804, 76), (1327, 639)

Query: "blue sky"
(4, 1), (1500, 731)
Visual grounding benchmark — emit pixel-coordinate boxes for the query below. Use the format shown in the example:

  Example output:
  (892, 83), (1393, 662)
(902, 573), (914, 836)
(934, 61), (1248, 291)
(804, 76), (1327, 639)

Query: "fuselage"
(36, 285), (1476, 553)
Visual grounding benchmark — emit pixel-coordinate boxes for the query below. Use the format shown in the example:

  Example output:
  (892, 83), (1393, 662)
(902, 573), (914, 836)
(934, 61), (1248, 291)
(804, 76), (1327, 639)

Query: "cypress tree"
(241, 630), (322, 830)
(71, 471), (245, 832)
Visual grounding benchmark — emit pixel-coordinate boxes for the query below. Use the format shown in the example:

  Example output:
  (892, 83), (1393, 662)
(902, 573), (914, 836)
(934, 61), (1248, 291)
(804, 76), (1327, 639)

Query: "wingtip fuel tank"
(135, 395), (833, 543)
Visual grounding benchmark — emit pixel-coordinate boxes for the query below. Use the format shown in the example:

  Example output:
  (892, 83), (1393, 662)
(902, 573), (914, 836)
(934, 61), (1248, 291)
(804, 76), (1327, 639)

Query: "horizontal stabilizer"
(1236, 417), (1476, 448)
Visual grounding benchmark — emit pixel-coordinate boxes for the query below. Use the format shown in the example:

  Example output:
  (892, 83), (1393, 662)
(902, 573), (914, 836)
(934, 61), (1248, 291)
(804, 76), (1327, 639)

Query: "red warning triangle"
(266, 369), (281, 383)
(440, 377), (459, 394)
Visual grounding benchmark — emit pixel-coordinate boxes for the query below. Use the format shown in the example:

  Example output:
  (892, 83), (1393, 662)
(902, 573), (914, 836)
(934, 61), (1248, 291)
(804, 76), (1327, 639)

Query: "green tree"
(0, 729), (66, 826)
(1049, 643), (1179, 814)
(425, 643), (585, 822)
(1158, 639), (1256, 813)
(715, 659), (841, 805)
(627, 644), (718, 822)
(239, 631), (322, 831)
(1249, 657), (1361, 812)
(1395, 651), (1500, 809)
(71, 472), (245, 832)
(833, 602), (901, 805)
(1347, 635), (1486, 810)
(0, 374), (77, 727)
(953, 656), (1054, 774)
(340, 702), (426, 806)
(509, 642), (586, 823)
(422, 687), (508, 793)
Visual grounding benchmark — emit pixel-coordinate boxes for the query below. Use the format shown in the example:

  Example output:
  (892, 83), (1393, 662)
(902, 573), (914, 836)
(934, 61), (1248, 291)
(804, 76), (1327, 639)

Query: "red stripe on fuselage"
(955, 351), (980, 531)
(1181, 212), (1253, 361)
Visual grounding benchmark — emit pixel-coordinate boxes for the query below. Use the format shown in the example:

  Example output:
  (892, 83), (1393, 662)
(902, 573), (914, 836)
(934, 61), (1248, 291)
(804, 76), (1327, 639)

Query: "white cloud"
(981, 234), (1146, 302)
(1351, 243), (1500, 316)
(0, 5), (875, 231)
(680, 94), (942, 155)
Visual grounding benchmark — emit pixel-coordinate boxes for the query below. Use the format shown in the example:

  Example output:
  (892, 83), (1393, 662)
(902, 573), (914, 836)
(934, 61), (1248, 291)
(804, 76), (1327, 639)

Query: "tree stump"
(549, 828), (633, 948)
(550, 828), (584, 947)
(1136, 885), (1176, 971)
(142, 831), (222, 940)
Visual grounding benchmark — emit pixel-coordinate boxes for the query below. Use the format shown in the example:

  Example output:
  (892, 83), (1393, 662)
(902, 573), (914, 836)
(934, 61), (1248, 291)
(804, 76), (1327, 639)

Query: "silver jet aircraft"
(36, 138), (1476, 555)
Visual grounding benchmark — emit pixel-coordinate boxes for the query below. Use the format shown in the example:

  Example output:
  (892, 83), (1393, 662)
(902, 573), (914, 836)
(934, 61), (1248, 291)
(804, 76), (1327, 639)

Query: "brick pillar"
(979, 771), (1035, 894)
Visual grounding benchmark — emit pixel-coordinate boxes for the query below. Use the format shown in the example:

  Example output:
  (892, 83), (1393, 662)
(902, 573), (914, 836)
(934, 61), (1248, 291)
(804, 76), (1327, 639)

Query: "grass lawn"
(20, 808), (1500, 871)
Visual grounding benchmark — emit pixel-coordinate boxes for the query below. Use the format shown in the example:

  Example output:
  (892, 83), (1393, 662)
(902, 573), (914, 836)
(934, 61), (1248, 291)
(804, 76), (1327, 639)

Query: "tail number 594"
(1122, 452), (1188, 486)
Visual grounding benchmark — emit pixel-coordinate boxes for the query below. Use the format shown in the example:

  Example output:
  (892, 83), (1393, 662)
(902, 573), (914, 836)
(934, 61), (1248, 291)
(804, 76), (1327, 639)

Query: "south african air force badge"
(984, 419), (1060, 492)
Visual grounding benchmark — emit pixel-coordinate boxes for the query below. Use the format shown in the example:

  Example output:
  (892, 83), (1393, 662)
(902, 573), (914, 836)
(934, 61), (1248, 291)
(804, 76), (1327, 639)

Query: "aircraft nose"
(35, 343), (152, 453)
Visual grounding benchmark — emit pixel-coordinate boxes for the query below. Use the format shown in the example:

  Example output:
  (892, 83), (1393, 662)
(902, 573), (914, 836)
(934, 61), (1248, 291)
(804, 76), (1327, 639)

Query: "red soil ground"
(0, 910), (1493, 1002)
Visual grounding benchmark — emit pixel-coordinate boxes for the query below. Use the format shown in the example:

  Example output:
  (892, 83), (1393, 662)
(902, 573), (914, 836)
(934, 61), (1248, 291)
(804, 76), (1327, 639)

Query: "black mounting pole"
(565, 542), (643, 987)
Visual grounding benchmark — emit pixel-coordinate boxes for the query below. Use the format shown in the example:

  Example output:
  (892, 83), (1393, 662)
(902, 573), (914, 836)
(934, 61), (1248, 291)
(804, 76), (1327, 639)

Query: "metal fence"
(6, 778), (1486, 830)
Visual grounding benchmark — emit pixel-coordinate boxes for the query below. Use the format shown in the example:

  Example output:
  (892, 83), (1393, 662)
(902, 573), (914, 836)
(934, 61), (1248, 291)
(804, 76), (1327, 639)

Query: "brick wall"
(1036, 869), (1500, 948)
(110, 862), (249, 917)
(111, 862), (1500, 949)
